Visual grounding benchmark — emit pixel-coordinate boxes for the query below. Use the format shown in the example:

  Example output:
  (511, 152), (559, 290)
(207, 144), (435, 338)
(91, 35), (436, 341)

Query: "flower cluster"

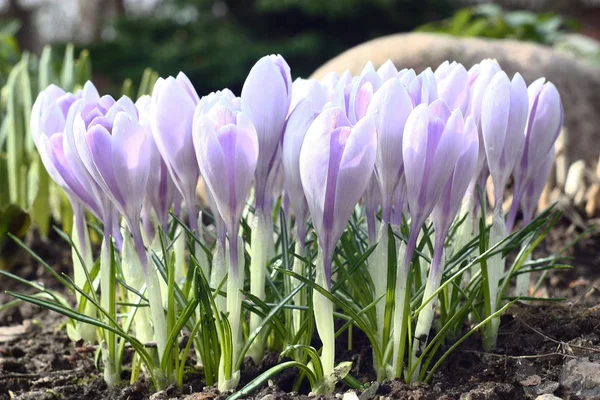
(30, 55), (563, 391)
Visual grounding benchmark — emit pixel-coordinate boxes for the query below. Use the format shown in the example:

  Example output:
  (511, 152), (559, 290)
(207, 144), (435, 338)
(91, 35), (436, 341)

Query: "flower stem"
(314, 247), (335, 374)
(247, 209), (269, 361)
(410, 233), (444, 382)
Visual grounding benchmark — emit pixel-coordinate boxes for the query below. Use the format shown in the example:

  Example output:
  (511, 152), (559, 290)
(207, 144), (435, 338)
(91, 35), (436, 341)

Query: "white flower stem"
(219, 235), (244, 391)
(292, 240), (305, 336)
(314, 246), (335, 374)
(369, 223), (388, 347)
(100, 234), (119, 387)
(482, 207), (506, 351)
(71, 205), (97, 343)
(210, 239), (228, 316)
(392, 227), (419, 378)
(121, 234), (154, 344)
(247, 209), (269, 361)
(410, 235), (444, 382)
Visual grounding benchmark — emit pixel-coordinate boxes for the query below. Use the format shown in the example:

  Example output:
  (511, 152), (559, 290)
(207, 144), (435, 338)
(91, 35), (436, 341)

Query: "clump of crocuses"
(27, 54), (563, 395)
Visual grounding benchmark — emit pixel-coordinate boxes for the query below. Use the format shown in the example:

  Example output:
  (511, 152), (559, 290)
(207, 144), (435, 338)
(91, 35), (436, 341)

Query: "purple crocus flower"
(506, 79), (563, 231)
(480, 71), (529, 210)
(366, 77), (414, 224)
(150, 72), (201, 234)
(282, 99), (319, 249)
(434, 61), (470, 114)
(31, 84), (101, 219)
(71, 94), (151, 265)
(466, 59), (502, 196)
(403, 100), (465, 241)
(136, 95), (177, 236)
(431, 116), (479, 240)
(241, 54), (291, 211)
(289, 78), (327, 115)
(299, 107), (377, 288)
(410, 115), (479, 379)
(407, 68), (438, 107)
(192, 96), (259, 271)
(61, 82), (124, 248)
(347, 62), (382, 124)
(394, 99), (465, 375)
(377, 59), (398, 82)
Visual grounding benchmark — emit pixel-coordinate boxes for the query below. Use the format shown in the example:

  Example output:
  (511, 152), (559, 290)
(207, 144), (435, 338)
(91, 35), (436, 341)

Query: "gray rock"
(311, 32), (600, 168)
(534, 395), (563, 400)
(559, 357), (600, 398)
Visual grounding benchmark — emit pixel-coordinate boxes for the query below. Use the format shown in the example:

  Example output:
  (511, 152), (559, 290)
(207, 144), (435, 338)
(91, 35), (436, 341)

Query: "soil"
(1, 215), (599, 400)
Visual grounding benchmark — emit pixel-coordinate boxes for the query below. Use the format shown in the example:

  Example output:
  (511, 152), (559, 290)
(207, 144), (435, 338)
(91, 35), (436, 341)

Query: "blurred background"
(1, 0), (599, 95)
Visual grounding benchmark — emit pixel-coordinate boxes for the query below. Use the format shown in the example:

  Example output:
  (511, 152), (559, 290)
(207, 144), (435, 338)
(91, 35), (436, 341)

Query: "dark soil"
(1, 216), (599, 400)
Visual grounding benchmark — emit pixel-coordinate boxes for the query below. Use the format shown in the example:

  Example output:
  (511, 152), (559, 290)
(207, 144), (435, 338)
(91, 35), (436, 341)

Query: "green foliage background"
(85, 0), (455, 95)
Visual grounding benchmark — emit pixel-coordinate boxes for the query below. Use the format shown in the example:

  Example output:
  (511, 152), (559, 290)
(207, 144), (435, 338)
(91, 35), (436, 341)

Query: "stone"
(559, 357), (600, 398)
(311, 32), (600, 168)
(534, 395), (563, 400)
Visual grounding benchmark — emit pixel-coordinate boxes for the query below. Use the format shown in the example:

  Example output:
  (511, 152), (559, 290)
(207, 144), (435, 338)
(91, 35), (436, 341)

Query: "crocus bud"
(403, 99), (465, 230)
(366, 77), (413, 223)
(348, 63), (382, 124)
(137, 95), (176, 233)
(151, 72), (201, 232)
(241, 55), (292, 210)
(407, 68), (438, 107)
(72, 95), (151, 263)
(320, 71), (341, 103)
(282, 99), (318, 246)
(515, 79), (563, 186)
(290, 78), (327, 114)
(377, 59), (398, 82)
(468, 59), (502, 127)
(31, 85), (102, 217)
(481, 71), (529, 206)
(505, 79), (563, 231)
(330, 70), (354, 114)
(431, 116), (479, 236)
(521, 147), (555, 223)
(299, 107), (377, 287)
(397, 68), (417, 87)
(434, 61), (470, 115)
(193, 98), (259, 239)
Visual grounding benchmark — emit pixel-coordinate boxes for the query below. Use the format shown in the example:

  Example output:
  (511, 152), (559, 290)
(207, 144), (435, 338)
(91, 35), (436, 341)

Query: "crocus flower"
(299, 107), (377, 288)
(434, 61), (470, 114)
(397, 68), (417, 87)
(241, 54), (291, 210)
(403, 100), (465, 236)
(290, 78), (327, 114)
(407, 68), (438, 107)
(193, 96), (259, 267)
(31, 84), (101, 218)
(193, 93), (259, 378)
(410, 115), (479, 380)
(506, 79), (563, 231)
(300, 106), (376, 377)
(151, 72), (201, 233)
(480, 71), (529, 209)
(366, 77), (413, 223)
(431, 116), (479, 239)
(347, 62), (382, 124)
(394, 99), (465, 376)
(136, 95), (176, 235)
(71, 94), (151, 264)
(377, 59), (398, 82)
(282, 99), (319, 248)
